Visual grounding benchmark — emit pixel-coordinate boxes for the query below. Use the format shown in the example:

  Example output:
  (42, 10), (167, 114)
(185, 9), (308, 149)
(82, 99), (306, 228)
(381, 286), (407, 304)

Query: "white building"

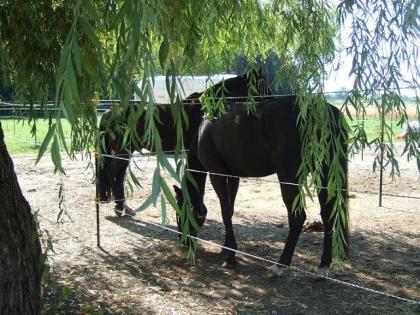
(134, 74), (237, 103)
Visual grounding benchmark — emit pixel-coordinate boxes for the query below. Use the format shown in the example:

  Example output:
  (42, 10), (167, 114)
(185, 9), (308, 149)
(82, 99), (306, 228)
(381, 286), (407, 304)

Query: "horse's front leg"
(210, 175), (238, 269)
(278, 182), (306, 268)
(112, 158), (135, 217)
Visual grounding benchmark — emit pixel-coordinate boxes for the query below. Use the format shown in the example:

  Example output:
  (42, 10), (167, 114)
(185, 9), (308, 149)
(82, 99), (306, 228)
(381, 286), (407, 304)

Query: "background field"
(1, 118), (71, 154)
(1, 97), (417, 155)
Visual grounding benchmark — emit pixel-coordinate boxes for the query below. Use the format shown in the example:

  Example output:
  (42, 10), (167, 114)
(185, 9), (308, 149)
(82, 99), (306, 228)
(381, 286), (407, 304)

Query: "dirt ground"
(12, 143), (420, 314)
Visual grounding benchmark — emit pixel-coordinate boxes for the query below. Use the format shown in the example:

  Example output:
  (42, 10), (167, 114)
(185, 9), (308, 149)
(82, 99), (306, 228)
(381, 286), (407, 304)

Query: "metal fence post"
(379, 93), (386, 207)
(95, 152), (101, 247)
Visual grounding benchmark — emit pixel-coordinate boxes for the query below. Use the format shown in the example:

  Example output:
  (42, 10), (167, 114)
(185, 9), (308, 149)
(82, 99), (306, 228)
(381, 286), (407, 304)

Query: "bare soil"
(12, 144), (420, 314)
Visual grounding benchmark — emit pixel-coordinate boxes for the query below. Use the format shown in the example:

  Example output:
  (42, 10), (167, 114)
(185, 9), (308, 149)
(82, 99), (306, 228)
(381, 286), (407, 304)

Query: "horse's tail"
(336, 108), (350, 259)
(341, 137), (350, 259)
(322, 105), (350, 260)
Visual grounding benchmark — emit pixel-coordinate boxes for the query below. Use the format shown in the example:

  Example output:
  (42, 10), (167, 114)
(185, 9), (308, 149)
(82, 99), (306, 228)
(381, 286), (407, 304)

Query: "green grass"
(1, 118), (71, 156)
(0, 115), (406, 156)
(348, 117), (404, 143)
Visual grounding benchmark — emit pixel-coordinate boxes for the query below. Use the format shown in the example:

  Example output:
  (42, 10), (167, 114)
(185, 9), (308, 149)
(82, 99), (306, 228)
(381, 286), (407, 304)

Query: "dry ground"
(11, 144), (420, 314)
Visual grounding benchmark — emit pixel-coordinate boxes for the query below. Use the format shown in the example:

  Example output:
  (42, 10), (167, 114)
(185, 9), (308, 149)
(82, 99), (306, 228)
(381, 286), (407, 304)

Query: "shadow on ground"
(43, 214), (420, 314)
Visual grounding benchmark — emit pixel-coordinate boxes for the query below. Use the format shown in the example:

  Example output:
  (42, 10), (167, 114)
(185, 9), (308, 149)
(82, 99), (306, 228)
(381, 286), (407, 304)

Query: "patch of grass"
(328, 96), (418, 119)
(1, 117), (71, 155)
(329, 97), (416, 141)
(347, 117), (404, 143)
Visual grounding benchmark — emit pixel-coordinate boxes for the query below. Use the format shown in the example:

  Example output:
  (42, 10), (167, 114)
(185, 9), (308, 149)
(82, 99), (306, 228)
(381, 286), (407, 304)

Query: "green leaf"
(157, 151), (179, 182)
(111, 1), (128, 29)
(161, 195), (167, 225)
(63, 84), (76, 125)
(159, 38), (169, 68)
(56, 44), (71, 86)
(135, 194), (154, 212)
(84, 0), (99, 21)
(81, 51), (99, 80)
(185, 170), (198, 190)
(78, 15), (101, 47)
(66, 64), (79, 101)
(169, 63), (176, 101)
(160, 177), (179, 214)
(121, 129), (130, 148)
(185, 203), (200, 232)
(56, 119), (69, 154)
(151, 167), (161, 206)
(51, 134), (63, 174)
(129, 167), (142, 188)
(36, 124), (56, 165)
(72, 40), (82, 75)
(56, 21), (75, 85)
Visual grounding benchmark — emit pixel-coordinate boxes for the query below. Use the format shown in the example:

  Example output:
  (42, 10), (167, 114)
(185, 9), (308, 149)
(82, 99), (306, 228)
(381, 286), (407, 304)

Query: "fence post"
(95, 152), (101, 247)
(379, 93), (386, 207)
(361, 110), (365, 161)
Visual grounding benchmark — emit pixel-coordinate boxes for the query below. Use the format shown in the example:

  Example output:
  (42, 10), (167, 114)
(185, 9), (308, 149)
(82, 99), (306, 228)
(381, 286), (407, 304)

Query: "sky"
(324, 8), (418, 97)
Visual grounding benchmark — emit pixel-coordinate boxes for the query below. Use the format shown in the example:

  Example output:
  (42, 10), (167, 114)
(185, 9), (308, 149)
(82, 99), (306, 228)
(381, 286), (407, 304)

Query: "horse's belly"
(198, 118), (276, 177)
(222, 150), (275, 177)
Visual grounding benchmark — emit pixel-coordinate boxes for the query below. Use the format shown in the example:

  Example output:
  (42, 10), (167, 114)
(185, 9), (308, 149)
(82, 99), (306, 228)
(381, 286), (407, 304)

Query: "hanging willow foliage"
(0, 0), (418, 260)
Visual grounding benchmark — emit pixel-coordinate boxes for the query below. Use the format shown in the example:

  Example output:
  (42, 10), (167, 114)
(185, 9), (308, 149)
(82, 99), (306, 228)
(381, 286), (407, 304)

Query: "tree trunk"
(0, 123), (43, 314)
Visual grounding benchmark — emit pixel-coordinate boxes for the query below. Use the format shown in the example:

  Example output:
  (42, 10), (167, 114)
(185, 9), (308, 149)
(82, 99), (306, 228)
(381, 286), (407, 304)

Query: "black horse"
(98, 71), (271, 216)
(174, 95), (349, 273)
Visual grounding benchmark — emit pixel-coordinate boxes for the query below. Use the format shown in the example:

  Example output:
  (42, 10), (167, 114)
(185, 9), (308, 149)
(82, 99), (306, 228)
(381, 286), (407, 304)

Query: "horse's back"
(198, 112), (275, 176)
(198, 96), (301, 177)
(197, 96), (345, 178)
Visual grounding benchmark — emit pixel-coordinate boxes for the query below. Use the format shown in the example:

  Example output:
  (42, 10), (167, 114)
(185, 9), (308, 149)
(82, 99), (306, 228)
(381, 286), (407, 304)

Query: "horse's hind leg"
(277, 178), (306, 267)
(317, 148), (351, 268)
(210, 174), (239, 268)
(227, 177), (239, 216)
(220, 177), (239, 255)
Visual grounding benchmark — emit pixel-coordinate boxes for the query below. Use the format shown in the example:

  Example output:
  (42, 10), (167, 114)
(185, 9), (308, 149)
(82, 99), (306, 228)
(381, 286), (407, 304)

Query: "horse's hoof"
(266, 264), (285, 278)
(317, 267), (328, 274)
(311, 267), (329, 281)
(220, 247), (230, 255)
(124, 205), (136, 217)
(222, 260), (237, 269)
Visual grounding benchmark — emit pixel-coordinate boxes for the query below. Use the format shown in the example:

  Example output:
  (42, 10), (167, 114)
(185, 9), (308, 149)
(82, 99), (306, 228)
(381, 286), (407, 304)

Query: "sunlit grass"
(347, 117), (405, 143)
(1, 118), (71, 155)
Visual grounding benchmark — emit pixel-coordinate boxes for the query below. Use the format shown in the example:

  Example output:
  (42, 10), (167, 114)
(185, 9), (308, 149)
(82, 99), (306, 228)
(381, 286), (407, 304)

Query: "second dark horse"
(98, 72), (271, 216)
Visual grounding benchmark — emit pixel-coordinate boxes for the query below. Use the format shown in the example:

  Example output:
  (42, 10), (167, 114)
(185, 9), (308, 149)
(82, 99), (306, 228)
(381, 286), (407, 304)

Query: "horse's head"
(173, 185), (207, 237)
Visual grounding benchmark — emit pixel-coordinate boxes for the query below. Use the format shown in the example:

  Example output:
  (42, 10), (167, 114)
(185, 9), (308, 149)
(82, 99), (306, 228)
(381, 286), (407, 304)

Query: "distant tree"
(229, 50), (298, 95)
